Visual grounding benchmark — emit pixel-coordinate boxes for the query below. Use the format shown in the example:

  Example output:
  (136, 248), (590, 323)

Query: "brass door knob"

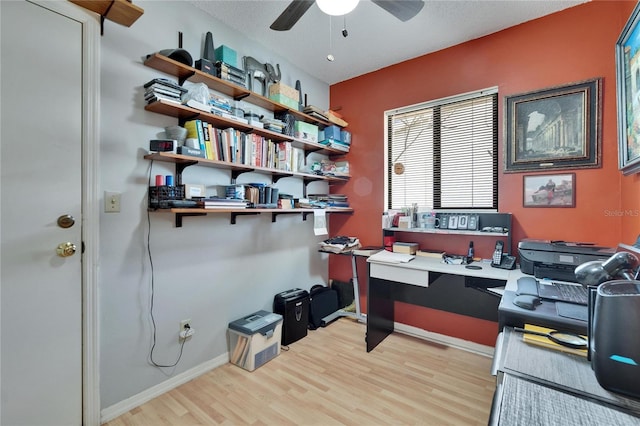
(56, 242), (76, 257)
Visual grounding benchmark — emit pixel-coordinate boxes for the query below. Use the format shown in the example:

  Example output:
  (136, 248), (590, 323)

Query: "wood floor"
(104, 318), (496, 425)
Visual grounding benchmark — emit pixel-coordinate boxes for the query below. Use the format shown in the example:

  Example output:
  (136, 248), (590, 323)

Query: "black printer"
(518, 239), (615, 282)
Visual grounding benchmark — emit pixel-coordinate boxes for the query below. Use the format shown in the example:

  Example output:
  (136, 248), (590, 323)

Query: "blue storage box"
(215, 45), (237, 67)
(324, 125), (342, 141)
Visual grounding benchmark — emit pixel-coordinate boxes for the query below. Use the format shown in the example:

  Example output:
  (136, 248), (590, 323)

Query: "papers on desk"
(368, 249), (415, 264)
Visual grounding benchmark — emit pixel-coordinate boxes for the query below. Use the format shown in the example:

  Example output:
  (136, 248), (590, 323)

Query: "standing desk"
(366, 256), (516, 352)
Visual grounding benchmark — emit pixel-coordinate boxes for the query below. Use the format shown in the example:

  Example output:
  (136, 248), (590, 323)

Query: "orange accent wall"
(329, 1), (640, 346)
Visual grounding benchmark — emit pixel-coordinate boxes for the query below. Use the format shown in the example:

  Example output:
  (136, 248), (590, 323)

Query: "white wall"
(99, 1), (332, 409)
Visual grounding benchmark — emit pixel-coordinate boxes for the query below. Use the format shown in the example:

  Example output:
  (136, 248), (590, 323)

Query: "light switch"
(104, 191), (121, 213)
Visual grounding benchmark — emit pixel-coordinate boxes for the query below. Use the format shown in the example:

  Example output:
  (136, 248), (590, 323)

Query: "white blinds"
(386, 89), (498, 210)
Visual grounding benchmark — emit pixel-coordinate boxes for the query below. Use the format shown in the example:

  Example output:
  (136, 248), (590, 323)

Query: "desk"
(366, 256), (515, 352)
(490, 327), (640, 425)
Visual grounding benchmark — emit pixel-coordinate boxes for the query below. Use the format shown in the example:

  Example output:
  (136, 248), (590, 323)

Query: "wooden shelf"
(143, 53), (336, 128)
(143, 102), (348, 156)
(70, 0), (143, 27)
(153, 207), (353, 227)
(385, 227), (509, 237)
(144, 152), (351, 183)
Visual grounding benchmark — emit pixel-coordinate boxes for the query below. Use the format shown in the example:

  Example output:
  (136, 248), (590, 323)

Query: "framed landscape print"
(504, 79), (602, 173)
(616, 1), (640, 175)
(523, 173), (575, 208)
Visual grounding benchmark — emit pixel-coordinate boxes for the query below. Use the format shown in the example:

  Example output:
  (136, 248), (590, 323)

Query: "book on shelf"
(176, 146), (205, 158)
(183, 119), (206, 153)
(145, 93), (182, 105)
(145, 85), (184, 97)
(143, 78), (187, 93)
(183, 99), (211, 113)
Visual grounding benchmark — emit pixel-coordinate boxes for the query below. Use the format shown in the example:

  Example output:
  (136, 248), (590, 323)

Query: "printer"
(518, 239), (615, 282)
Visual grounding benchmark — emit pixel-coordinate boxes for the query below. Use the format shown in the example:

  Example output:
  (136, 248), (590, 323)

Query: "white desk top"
(368, 255), (524, 291)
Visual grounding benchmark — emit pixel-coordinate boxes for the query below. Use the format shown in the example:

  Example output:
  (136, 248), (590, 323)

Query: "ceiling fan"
(270, 0), (425, 31)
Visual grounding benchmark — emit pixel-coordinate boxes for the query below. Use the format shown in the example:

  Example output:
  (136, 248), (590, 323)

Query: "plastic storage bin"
(228, 310), (283, 371)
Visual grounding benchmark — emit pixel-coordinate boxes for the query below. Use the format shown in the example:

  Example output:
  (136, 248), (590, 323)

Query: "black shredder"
(273, 288), (310, 345)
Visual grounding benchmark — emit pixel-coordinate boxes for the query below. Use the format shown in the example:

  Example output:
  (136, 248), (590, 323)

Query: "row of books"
(183, 119), (304, 171)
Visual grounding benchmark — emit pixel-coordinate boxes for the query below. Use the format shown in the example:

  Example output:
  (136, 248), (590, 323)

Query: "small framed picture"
(523, 173), (575, 207)
(457, 215), (469, 229)
(448, 215), (459, 229)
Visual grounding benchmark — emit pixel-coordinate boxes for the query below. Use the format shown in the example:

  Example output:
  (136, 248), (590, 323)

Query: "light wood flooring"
(104, 318), (496, 425)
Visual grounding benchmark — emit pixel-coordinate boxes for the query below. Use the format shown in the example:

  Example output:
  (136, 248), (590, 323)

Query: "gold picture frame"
(505, 79), (602, 172)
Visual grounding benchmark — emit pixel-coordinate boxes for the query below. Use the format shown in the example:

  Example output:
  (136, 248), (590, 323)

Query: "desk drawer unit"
(370, 263), (429, 288)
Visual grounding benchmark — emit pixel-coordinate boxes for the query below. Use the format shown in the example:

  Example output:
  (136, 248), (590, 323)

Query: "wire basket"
(149, 185), (185, 209)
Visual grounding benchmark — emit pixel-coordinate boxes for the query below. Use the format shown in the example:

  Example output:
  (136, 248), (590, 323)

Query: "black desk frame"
(366, 261), (507, 352)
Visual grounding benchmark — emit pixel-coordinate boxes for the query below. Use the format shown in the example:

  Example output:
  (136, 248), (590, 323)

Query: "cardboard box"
(228, 310), (282, 371)
(294, 120), (319, 143)
(269, 93), (299, 110)
(268, 82), (299, 101)
(214, 45), (237, 67)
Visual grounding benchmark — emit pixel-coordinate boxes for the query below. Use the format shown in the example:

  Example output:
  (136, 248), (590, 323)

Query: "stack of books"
(308, 194), (350, 209)
(143, 78), (187, 105)
(196, 197), (248, 209)
(303, 105), (329, 121)
(260, 117), (285, 133)
(209, 94), (233, 116)
(214, 61), (247, 88)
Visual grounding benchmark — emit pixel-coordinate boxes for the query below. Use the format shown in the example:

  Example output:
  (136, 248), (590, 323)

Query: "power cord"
(147, 160), (188, 368)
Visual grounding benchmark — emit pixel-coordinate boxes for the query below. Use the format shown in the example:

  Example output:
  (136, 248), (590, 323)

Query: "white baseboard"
(100, 353), (229, 423)
(393, 322), (495, 357)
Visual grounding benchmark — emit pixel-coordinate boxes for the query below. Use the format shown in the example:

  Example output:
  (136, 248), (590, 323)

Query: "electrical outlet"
(179, 319), (194, 341)
(104, 191), (121, 213)
(180, 319), (191, 333)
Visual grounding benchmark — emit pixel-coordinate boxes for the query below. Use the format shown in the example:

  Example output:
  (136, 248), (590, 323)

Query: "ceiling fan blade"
(270, 0), (315, 31)
(372, 0), (425, 22)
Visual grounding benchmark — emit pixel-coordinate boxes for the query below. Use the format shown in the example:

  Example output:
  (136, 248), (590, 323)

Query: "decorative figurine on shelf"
(243, 56), (281, 96)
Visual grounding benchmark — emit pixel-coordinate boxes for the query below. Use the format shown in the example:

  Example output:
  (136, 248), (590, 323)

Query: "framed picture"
(504, 79), (602, 172)
(523, 173), (575, 208)
(616, 1), (640, 175)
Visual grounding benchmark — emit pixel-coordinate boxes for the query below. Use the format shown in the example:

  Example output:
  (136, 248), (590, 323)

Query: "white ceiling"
(185, 0), (587, 85)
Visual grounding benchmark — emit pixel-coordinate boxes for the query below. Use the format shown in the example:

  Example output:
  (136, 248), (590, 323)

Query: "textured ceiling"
(184, 0), (587, 85)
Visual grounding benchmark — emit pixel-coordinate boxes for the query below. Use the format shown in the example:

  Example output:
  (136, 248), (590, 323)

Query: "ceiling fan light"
(317, 0), (359, 16)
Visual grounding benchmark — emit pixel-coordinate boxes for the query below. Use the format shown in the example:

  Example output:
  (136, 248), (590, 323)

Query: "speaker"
(590, 280), (640, 398)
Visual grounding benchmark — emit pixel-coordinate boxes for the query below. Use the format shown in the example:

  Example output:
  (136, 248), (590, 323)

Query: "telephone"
(491, 241), (517, 270)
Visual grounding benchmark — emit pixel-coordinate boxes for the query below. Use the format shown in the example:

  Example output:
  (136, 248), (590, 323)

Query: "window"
(385, 88), (498, 211)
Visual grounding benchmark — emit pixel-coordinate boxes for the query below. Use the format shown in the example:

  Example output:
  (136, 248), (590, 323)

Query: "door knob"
(56, 242), (76, 257)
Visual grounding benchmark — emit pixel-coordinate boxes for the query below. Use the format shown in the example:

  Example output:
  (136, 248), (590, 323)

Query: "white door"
(1, 1), (84, 424)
